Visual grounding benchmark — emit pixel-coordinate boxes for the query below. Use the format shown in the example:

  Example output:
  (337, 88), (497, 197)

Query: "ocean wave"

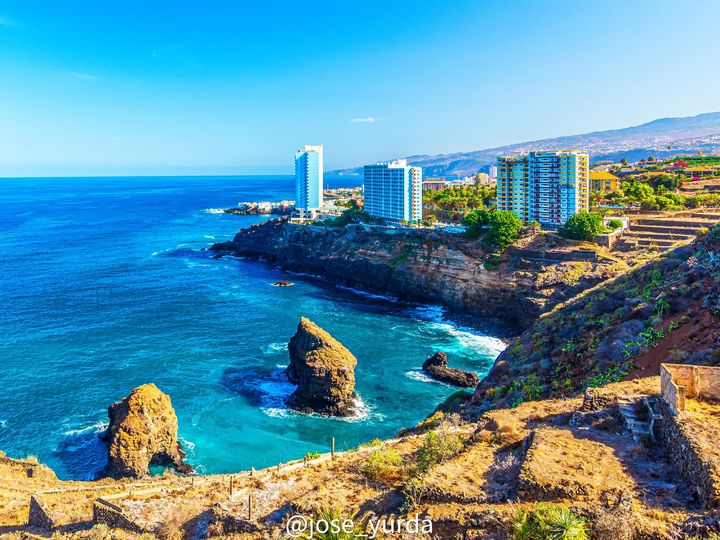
(335, 285), (398, 303)
(62, 420), (108, 436)
(203, 234), (216, 240)
(409, 305), (507, 357)
(0, 419), (7, 428)
(263, 342), (288, 354)
(204, 208), (224, 214)
(261, 393), (379, 423)
(405, 369), (435, 384)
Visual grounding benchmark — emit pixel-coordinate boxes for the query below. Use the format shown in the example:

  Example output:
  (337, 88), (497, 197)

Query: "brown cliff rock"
(422, 351), (479, 387)
(285, 318), (357, 416)
(104, 384), (193, 478)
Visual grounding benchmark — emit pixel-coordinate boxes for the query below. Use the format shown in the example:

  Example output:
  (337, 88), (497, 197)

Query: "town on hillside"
(229, 144), (720, 262)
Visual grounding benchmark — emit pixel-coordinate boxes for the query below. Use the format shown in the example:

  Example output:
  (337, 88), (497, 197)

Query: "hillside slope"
(471, 225), (720, 410)
(333, 111), (720, 177)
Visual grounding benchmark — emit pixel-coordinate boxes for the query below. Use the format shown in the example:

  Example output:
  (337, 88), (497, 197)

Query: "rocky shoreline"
(210, 217), (622, 330)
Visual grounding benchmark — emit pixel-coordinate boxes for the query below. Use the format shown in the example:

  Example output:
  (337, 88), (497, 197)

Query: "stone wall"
(27, 494), (57, 531)
(655, 398), (720, 508)
(661, 363), (720, 414)
(93, 498), (144, 533)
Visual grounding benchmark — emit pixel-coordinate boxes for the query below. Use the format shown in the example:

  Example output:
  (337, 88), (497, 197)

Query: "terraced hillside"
(473, 224), (720, 410)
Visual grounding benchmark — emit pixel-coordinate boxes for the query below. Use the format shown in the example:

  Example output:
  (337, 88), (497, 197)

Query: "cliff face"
(104, 384), (192, 478)
(211, 219), (619, 330)
(472, 226), (720, 411)
(286, 317), (357, 416)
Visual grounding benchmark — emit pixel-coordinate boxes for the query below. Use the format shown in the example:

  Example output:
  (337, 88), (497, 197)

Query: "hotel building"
(295, 144), (324, 217)
(496, 150), (590, 227)
(363, 159), (422, 223)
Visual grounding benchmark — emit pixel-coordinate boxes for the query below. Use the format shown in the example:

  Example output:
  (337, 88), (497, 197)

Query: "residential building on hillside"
(589, 170), (621, 193)
(364, 159), (422, 223)
(423, 178), (447, 192)
(295, 144), (323, 218)
(496, 150), (590, 227)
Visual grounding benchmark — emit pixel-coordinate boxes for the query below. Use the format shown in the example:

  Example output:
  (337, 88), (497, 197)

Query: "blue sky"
(0, 0), (719, 176)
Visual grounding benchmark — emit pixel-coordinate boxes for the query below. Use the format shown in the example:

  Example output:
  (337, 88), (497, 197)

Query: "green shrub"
(510, 504), (587, 540)
(401, 477), (429, 510)
(416, 430), (463, 472)
(559, 212), (605, 240)
(363, 447), (405, 484)
(606, 218), (623, 230)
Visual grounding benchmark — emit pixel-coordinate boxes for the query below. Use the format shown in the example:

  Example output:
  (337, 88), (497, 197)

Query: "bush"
(363, 447), (405, 484)
(401, 477), (429, 510)
(606, 218), (623, 230)
(416, 430), (463, 472)
(559, 212), (605, 240)
(510, 504), (588, 540)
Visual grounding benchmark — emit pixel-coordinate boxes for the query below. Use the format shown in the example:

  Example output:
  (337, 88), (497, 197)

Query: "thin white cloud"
(350, 117), (381, 124)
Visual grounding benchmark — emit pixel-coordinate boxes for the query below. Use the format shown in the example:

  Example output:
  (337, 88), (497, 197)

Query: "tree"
(461, 209), (492, 238)
(620, 158), (628, 166)
(484, 211), (522, 250)
(462, 209), (522, 250)
(559, 212), (605, 240)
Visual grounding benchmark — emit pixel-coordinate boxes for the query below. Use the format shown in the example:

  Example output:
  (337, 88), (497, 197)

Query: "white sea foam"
(335, 285), (398, 302)
(405, 369), (435, 384)
(62, 420), (108, 436)
(409, 304), (507, 357)
(0, 419), (7, 428)
(263, 342), (288, 354)
(204, 208), (224, 214)
(203, 234), (216, 240)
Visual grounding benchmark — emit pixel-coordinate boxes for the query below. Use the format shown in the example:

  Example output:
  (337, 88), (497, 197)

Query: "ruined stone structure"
(661, 363), (720, 415)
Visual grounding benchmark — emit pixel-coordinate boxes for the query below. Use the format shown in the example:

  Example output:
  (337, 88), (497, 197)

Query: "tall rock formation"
(103, 384), (193, 478)
(286, 317), (358, 416)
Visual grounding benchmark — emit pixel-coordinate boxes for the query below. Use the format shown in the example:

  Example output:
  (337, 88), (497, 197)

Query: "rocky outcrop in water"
(422, 351), (479, 387)
(285, 317), (357, 416)
(211, 218), (619, 329)
(103, 384), (193, 478)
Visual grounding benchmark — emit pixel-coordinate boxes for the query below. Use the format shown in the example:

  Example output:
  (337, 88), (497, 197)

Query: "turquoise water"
(0, 176), (505, 479)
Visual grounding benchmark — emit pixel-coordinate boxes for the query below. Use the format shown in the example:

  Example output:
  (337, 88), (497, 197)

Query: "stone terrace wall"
(655, 398), (720, 508)
(27, 494), (58, 531)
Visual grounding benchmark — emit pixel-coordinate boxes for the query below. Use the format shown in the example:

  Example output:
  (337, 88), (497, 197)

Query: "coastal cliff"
(211, 218), (622, 329)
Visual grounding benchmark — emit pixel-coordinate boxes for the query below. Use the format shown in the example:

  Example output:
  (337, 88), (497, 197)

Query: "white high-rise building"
(363, 159), (422, 223)
(295, 144), (323, 218)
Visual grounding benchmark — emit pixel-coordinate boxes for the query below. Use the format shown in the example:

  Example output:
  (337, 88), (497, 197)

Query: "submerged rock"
(272, 280), (294, 287)
(103, 384), (193, 478)
(285, 317), (357, 416)
(422, 351), (478, 388)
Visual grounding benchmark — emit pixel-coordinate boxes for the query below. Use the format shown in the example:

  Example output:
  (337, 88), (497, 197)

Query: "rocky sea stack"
(422, 351), (479, 387)
(103, 384), (193, 478)
(286, 317), (358, 416)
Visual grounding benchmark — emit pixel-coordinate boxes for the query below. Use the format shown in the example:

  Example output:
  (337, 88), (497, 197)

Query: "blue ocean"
(0, 176), (505, 479)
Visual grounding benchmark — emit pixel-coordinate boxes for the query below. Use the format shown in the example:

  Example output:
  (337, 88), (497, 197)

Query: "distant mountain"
(332, 112), (720, 178)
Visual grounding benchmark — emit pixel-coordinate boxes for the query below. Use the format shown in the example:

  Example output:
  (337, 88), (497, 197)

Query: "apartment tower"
(295, 144), (324, 218)
(496, 150), (589, 227)
(363, 159), (422, 223)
